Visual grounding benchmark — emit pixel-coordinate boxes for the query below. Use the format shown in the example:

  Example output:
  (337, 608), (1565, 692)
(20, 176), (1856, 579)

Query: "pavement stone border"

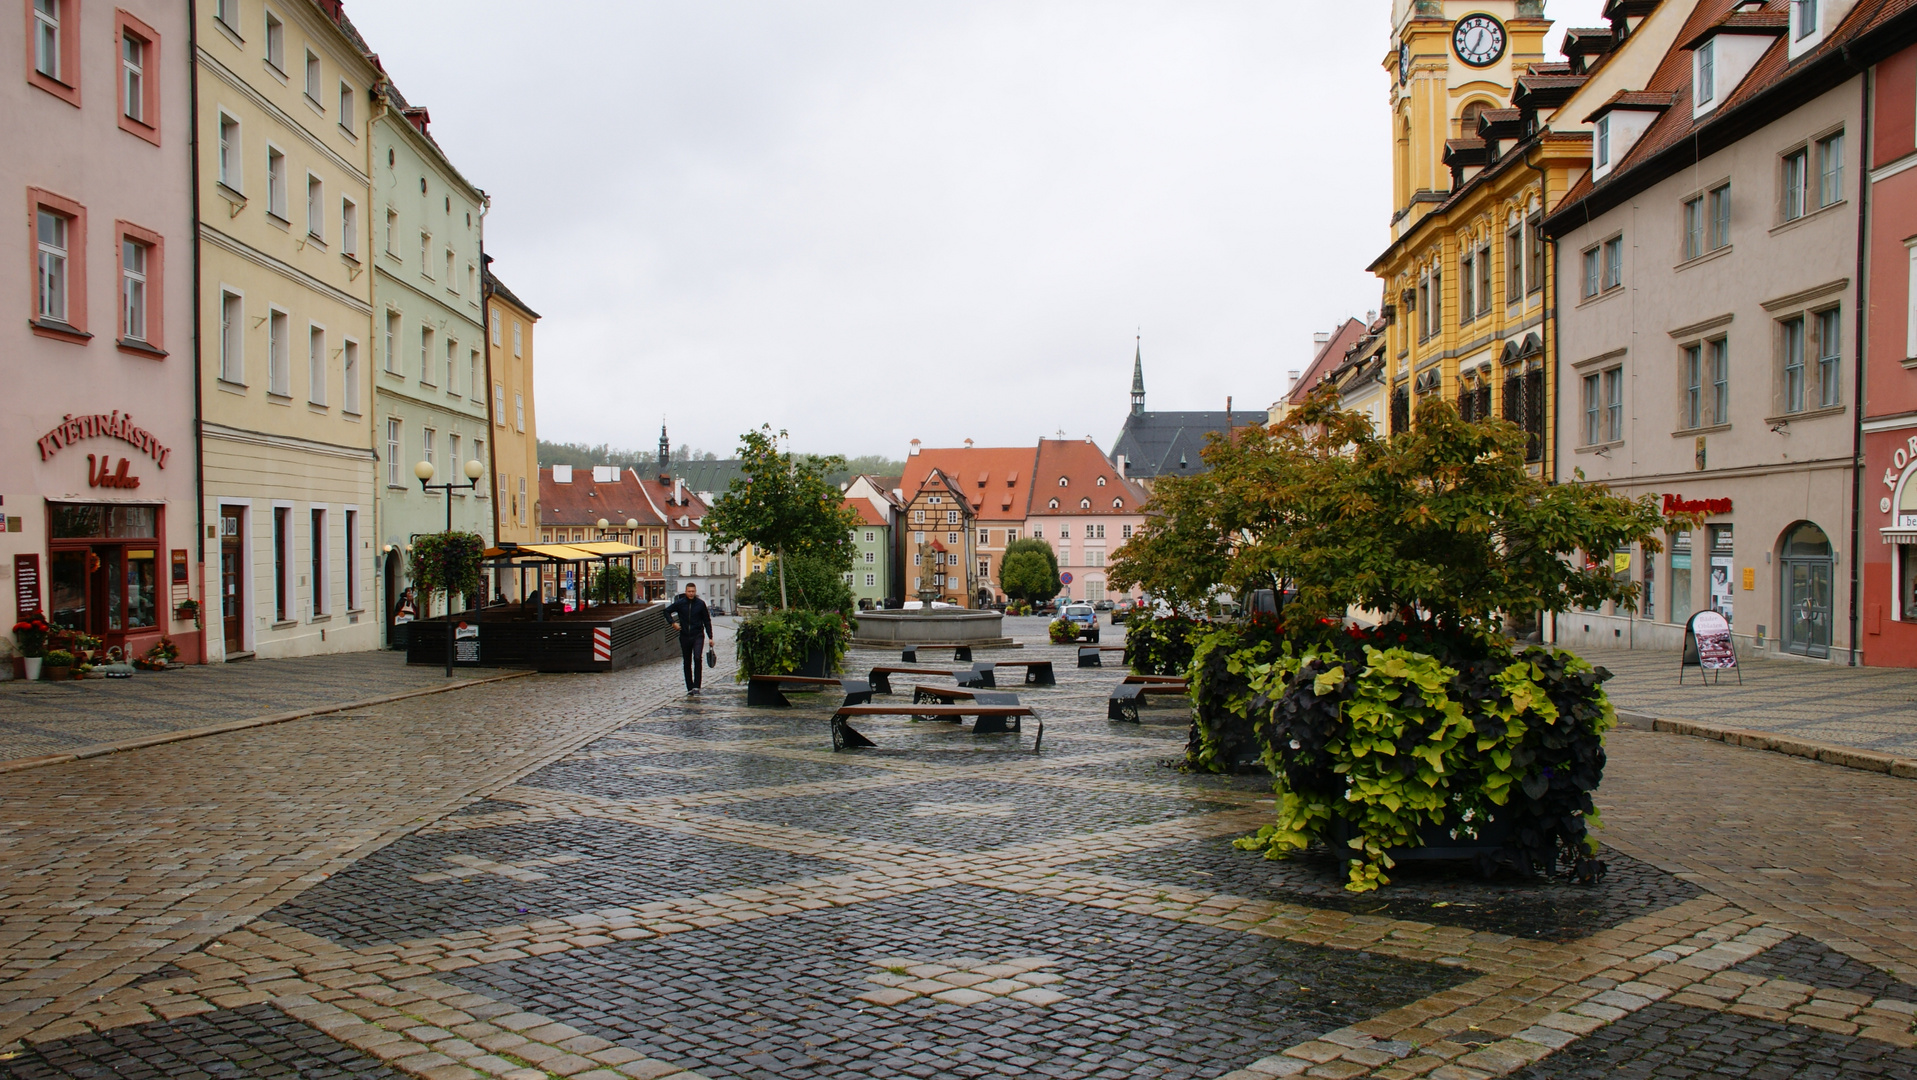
(1613, 712), (1917, 780)
(0, 670), (535, 777)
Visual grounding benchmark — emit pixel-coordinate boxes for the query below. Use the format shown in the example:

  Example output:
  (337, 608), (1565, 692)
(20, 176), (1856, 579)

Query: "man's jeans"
(680, 638), (704, 689)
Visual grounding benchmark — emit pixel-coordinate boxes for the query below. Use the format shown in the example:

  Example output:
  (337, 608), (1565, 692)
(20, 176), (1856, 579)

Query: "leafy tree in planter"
(764, 552), (854, 615)
(736, 570), (769, 611)
(408, 532), (485, 618)
(701, 427), (859, 610)
(591, 564), (635, 603)
(998, 538), (1060, 604)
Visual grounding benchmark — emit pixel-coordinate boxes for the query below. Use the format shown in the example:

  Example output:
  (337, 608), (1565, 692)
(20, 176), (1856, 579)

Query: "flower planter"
(795, 644), (829, 680)
(22, 657), (41, 681)
(45, 666), (70, 681)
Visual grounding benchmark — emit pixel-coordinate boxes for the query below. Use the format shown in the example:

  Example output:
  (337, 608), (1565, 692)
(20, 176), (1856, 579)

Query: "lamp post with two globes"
(416, 457), (486, 676)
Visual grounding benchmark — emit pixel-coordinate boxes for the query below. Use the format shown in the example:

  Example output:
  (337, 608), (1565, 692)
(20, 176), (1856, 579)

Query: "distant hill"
(537, 440), (898, 497)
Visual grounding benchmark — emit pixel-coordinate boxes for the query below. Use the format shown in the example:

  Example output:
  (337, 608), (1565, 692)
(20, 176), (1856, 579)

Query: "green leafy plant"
(1000, 538), (1061, 604)
(1047, 618), (1076, 645)
(43, 649), (75, 670)
(735, 609), (853, 679)
(765, 552), (854, 615)
(702, 427), (860, 609)
(591, 564), (635, 602)
(1124, 613), (1206, 676)
(409, 531), (485, 614)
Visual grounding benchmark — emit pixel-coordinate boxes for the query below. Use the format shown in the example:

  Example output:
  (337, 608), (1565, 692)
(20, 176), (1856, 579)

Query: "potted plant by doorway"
(43, 649), (75, 681)
(13, 611), (50, 682)
(175, 598), (200, 626)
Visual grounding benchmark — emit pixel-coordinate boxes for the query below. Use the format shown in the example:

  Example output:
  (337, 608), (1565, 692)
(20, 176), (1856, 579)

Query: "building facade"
(1026, 438), (1147, 606)
(1546, 0), (1904, 664)
(902, 469), (975, 606)
(5, 0), (203, 664)
(843, 497), (890, 609)
(1855, 10), (1917, 665)
(901, 442), (1037, 606)
(195, 0), (381, 660)
(371, 88), (490, 637)
(639, 432), (732, 609)
(1371, 0), (1572, 476)
(535, 466), (664, 605)
(483, 256), (539, 600)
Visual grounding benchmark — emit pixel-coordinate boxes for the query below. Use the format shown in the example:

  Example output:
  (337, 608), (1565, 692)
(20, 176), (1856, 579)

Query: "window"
(1783, 148), (1808, 222)
(264, 10), (284, 71)
(338, 198), (360, 258)
(517, 477), (527, 525)
(422, 427), (436, 480)
(268, 309), (289, 395)
(384, 209), (397, 255)
(1603, 236), (1622, 291)
(1817, 132), (1844, 209)
(37, 209), (69, 324)
(865, 573), (877, 588)
(1709, 184), (1731, 250)
(122, 32), (146, 123)
(34, 0), (61, 79)
(467, 263), (477, 299)
(978, 529), (989, 545)
(1817, 307), (1842, 408)
(1684, 344), (1704, 429)
(913, 510), (924, 524)
(1079, 498), (1091, 509)
(490, 310), (502, 346)
(946, 531), (959, 544)
(1669, 530), (1693, 624)
(1527, 215), (1544, 294)
(445, 250), (456, 289)
(1697, 39), (1715, 105)
(383, 311), (399, 372)
(220, 291), (243, 382)
(420, 233), (432, 277)
(304, 49), (320, 102)
(215, 0), (235, 26)
(1582, 368), (1622, 444)
(444, 337), (456, 392)
(385, 420), (400, 486)
(1477, 245), (1492, 315)
(1461, 251), (1476, 320)
(310, 509), (326, 616)
(420, 327), (434, 383)
(946, 509), (959, 524)
(448, 436), (462, 490)
(1506, 224), (1524, 303)
(1797, 0), (1819, 38)
(273, 507), (289, 622)
(1711, 338), (1729, 426)
(470, 350), (480, 400)
(1429, 269), (1443, 337)
(306, 174), (324, 240)
(219, 115), (240, 189)
(307, 325), (326, 405)
(344, 509), (358, 610)
(1596, 115), (1611, 167)
(513, 321), (523, 357)
(1683, 196), (1705, 260)
(493, 383), (505, 425)
(266, 148), (287, 220)
(1782, 316), (1807, 413)
(338, 81), (355, 132)
(118, 238), (148, 343)
(343, 340), (359, 414)
(1582, 247), (1600, 299)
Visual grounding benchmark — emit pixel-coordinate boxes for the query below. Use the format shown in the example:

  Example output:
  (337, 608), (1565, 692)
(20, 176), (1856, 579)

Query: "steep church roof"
(1109, 343), (1241, 479)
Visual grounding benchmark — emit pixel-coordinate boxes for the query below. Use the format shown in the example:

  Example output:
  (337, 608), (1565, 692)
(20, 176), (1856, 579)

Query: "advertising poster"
(1709, 555), (1734, 623)
(1689, 610), (1736, 670)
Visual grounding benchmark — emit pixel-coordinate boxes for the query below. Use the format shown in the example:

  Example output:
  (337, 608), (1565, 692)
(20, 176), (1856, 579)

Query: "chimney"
(1286, 370), (1302, 391)
(402, 106), (431, 136)
(1366, 310), (1379, 325)
(963, 438), (973, 449)
(909, 439), (921, 456)
(674, 476), (683, 505)
(1314, 331), (1331, 351)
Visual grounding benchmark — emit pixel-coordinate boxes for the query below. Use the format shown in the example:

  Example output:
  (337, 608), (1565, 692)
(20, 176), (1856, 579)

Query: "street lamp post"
(416, 458), (486, 676)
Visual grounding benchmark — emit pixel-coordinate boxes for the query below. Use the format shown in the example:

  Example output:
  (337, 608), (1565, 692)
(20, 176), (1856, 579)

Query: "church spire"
(657, 423), (670, 485)
(1130, 337), (1146, 416)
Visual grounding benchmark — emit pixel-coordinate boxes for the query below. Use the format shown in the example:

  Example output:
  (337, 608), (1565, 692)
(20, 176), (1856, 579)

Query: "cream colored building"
(483, 257), (540, 597)
(195, 0), (379, 658)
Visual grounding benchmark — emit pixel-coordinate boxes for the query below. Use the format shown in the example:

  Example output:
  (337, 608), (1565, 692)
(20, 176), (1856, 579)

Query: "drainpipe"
(187, 0), (209, 659)
(1848, 50), (1871, 667)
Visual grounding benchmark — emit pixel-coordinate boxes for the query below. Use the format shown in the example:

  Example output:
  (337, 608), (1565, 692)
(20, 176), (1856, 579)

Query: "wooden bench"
(1123, 674), (1188, 686)
(989, 659), (1056, 686)
(1078, 645), (1127, 667)
(910, 685), (1022, 708)
(866, 666), (960, 695)
(831, 704), (1042, 751)
(901, 645), (975, 664)
(746, 673), (873, 708)
(1109, 680), (1189, 722)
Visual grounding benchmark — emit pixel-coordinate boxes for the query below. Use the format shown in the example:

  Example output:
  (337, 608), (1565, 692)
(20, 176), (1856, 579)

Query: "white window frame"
(35, 209), (68, 323)
(122, 31), (145, 123)
(386, 418), (402, 487)
(219, 288), (244, 383)
(122, 237), (149, 342)
(420, 327), (435, 385)
(512, 321), (523, 357)
(1695, 39), (1716, 107)
(1817, 131), (1845, 209)
(34, 0), (60, 80)
(384, 310), (400, 373)
(266, 145), (288, 220)
(342, 338), (360, 415)
(306, 172), (325, 241)
(264, 8), (285, 72)
(307, 322), (327, 406)
(218, 112), (242, 190)
(445, 337), (457, 393)
(267, 307), (291, 396)
(514, 392), (525, 432)
(340, 197), (357, 258)
(338, 80), (355, 134)
(303, 48), (321, 104)
(490, 309), (502, 345)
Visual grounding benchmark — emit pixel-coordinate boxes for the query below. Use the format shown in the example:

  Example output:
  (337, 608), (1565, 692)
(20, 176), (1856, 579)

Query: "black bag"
(706, 648), (718, 668)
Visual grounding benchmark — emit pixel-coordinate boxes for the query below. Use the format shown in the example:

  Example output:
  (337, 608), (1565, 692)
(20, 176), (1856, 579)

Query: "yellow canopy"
(570, 541), (647, 556)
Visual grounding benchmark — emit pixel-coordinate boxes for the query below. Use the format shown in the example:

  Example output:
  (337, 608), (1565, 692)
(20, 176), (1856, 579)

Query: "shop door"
(220, 509), (244, 653)
(1781, 522), (1833, 658)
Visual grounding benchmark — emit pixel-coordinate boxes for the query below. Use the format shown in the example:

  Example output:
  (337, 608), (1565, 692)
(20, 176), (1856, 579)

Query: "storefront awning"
(1880, 528), (1917, 545)
(569, 541), (647, 556)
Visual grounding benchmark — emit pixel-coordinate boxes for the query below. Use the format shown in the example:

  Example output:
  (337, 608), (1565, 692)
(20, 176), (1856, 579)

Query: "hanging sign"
(14, 554), (41, 618)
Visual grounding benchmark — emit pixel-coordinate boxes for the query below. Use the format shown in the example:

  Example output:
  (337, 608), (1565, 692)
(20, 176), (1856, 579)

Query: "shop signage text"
(36, 411), (171, 469)
(87, 454), (141, 490)
(1663, 494), (1732, 515)
(15, 554), (40, 617)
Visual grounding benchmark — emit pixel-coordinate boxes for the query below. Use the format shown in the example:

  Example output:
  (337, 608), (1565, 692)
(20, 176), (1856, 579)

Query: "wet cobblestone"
(0, 1002), (405, 1079)
(449, 883), (1471, 1080)
(1506, 1000), (1917, 1079)
(1732, 934), (1917, 1001)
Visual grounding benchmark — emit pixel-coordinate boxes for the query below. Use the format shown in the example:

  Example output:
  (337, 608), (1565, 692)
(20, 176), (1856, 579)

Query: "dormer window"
(1079, 499), (1091, 509)
(1096, 476), (1106, 487)
(1596, 116), (1611, 167)
(1796, 0), (1818, 39)
(1048, 498), (1060, 509)
(1696, 39), (1715, 105)
(1111, 498), (1123, 509)
(1058, 476), (1068, 487)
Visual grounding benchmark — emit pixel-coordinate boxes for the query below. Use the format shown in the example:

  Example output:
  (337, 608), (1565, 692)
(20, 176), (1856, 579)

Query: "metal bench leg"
(747, 681), (791, 708)
(843, 689), (872, 707)
(870, 671), (892, 695)
(972, 712), (1012, 735)
(901, 647), (917, 664)
(1028, 669), (1054, 686)
(1032, 718), (1043, 752)
(832, 716), (876, 751)
(955, 646), (972, 663)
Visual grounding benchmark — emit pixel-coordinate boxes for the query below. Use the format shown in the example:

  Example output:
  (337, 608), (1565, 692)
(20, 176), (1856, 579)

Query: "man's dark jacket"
(666, 594), (713, 643)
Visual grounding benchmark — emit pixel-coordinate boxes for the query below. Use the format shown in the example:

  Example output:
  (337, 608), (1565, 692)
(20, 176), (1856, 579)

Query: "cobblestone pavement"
(0, 650), (500, 763)
(1579, 644), (1917, 754)
(0, 617), (1914, 1079)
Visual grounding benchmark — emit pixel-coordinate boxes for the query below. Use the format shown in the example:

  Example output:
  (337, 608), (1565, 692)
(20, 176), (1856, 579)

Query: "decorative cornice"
(200, 224), (374, 315)
(200, 420), (375, 460)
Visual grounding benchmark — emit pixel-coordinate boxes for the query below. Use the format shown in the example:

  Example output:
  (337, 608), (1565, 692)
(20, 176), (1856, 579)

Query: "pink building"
(1026, 438), (1149, 605)
(3, 0), (202, 665)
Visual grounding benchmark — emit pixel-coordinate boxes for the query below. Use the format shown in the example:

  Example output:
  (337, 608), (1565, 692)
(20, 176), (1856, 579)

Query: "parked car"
(1093, 599), (1113, 612)
(1112, 597), (1136, 624)
(1060, 603), (1100, 643)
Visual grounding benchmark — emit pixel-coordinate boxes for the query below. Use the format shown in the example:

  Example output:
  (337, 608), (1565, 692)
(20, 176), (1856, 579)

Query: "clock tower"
(1387, 0), (1550, 239)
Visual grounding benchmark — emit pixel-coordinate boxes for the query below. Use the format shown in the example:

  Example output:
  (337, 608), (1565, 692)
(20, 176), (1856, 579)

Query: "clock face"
(1453, 14), (1507, 68)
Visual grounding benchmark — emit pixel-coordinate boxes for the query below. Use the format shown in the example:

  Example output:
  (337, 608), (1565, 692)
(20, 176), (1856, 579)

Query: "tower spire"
(1130, 336), (1146, 416)
(657, 423), (670, 485)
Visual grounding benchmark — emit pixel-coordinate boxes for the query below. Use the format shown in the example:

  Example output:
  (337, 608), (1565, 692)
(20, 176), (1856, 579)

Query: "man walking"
(665, 582), (714, 692)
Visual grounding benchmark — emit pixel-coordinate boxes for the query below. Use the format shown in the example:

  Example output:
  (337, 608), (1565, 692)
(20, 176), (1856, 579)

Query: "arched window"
(1079, 498), (1091, 509)
(1459, 99), (1494, 138)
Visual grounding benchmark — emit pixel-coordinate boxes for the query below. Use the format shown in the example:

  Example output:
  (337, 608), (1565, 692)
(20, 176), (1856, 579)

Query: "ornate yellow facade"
(1372, 0), (1588, 478)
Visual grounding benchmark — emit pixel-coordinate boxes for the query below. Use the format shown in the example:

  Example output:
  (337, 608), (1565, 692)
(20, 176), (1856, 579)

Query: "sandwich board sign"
(1679, 609), (1739, 684)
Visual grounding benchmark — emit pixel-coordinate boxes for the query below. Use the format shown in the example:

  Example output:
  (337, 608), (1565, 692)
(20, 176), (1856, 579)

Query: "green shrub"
(43, 649), (75, 669)
(1235, 629), (1615, 892)
(592, 564), (635, 602)
(765, 553), (854, 615)
(735, 609), (853, 679)
(1185, 619), (1284, 773)
(1047, 618), (1075, 644)
(1124, 613), (1205, 676)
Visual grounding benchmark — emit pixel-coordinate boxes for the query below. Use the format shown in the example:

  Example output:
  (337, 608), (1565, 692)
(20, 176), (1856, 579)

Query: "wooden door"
(220, 508), (244, 653)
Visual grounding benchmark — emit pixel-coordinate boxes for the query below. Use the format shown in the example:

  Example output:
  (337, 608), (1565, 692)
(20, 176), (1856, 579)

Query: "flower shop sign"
(36, 411), (173, 470)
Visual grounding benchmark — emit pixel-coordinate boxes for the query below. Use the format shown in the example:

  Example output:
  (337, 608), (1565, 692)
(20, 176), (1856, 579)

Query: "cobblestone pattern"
(0, 651), (494, 763)
(5, 625), (1917, 1078)
(1504, 1000), (1917, 1079)
(0, 1001), (408, 1079)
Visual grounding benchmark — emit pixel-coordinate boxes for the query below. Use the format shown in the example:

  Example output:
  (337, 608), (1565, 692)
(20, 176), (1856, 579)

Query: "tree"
(1107, 466), (1235, 613)
(737, 570), (768, 610)
(591, 564), (634, 602)
(701, 426), (861, 609)
(999, 538), (1061, 604)
(766, 553), (854, 615)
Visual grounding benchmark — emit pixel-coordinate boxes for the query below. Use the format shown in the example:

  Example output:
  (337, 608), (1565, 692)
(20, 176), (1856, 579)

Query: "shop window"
(48, 504), (160, 637)
(1669, 530), (1693, 625)
(1901, 546), (1917, 621)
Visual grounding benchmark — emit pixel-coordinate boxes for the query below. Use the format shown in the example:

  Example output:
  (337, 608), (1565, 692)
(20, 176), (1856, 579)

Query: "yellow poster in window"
(1613, 551), (1631, 573)
(1742, 567), (1755, 591)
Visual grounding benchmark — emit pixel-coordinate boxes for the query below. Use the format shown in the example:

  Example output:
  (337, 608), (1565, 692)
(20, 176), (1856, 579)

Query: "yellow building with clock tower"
(1371, 0), (1614, 484)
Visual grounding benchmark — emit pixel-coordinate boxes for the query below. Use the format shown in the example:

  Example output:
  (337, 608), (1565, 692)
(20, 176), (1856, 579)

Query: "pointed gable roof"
(903, 445), (1039, 521)
(1028, 439), (1149, 516)
(1288, 319), (1371, 406)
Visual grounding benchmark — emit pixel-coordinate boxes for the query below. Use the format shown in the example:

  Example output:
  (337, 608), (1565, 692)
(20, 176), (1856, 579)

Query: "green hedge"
(1123, 613), (1206, 676)
(735, 609), (853, 679)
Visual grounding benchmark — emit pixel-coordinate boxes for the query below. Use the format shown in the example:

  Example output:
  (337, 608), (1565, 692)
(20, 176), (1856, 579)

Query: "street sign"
(1060, 572), (1074, 585)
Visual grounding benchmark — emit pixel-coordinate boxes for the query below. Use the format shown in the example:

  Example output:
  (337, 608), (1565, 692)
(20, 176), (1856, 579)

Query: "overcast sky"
(349, 1), (1604, 460)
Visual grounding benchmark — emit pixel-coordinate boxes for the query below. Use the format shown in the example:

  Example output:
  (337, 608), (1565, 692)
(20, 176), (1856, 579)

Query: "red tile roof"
(1027, 439), (1149, 516)
(538, 467), (665, 528)
(902, 446), (1038, 521)
(844, 498), (888, 528)
(1288, 318), (1371, 405)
